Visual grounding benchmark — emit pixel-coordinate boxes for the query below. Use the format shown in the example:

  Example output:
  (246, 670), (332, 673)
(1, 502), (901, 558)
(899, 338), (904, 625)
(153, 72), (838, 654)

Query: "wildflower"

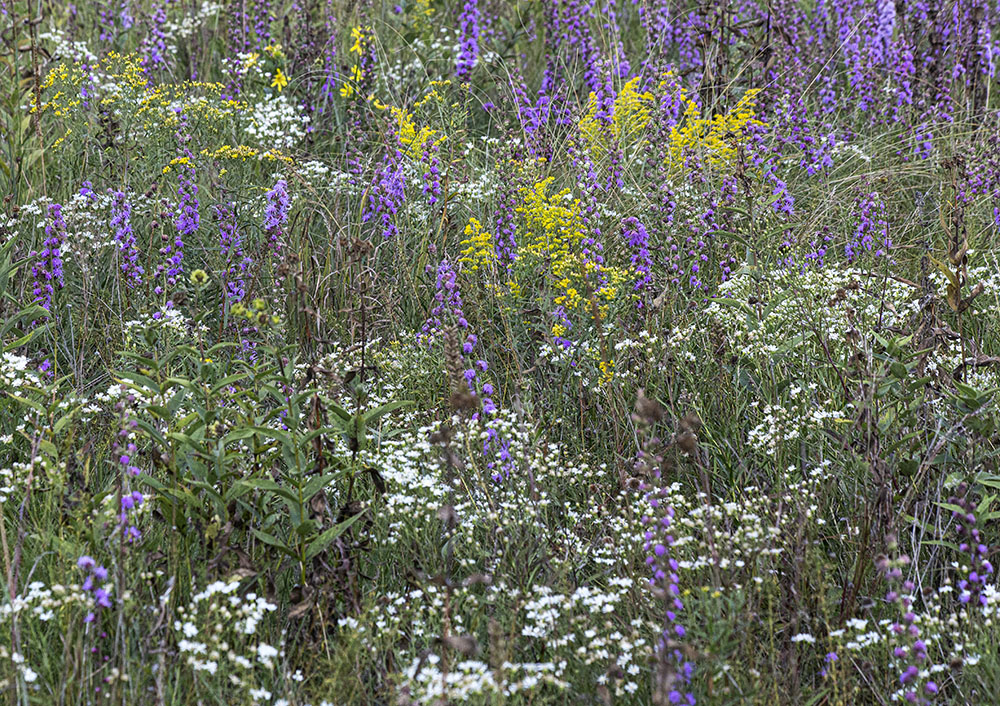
(455, 0), (480, 81)
(110, 190), (143, 286)
(362, 154), (405, 240)
(270, 68), (288, 92)
(264, 178), (290, 253)
(31, 204), (66, 314)
(622, 217), (652, 305)
(216, 202), (251, 303)
(164, 118), (198, 289)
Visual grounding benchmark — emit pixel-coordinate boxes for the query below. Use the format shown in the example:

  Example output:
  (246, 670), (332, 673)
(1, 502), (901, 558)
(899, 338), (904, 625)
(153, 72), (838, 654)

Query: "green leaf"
(362, 400), (414, 424)
(707, 297), (754, 317)
(116, 370), (164, 395)
(251, 529), (297, 558)
(301, 472), (339, 502)
(211, 373), (249, 396)
(222, 427), (258, 445)
(305, 511), (366, 561)
(238, 478), (299, 505)
(922, 539), (960, 552)
(167, 431), (207, 454)
(936, 501), (966, 515)
(953, 381), (982, 398)
(327, 402), (352, 423)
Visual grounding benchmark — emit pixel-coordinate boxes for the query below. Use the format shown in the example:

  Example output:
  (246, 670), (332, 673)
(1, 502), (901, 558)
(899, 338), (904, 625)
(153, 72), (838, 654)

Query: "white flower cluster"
(243, 94), (310, 150)
(122, 305), (206, 343)
(0, 580), (94, 624)
(38, 29), (98, 63)
(174, 580), (294, 703)
(0, 575), (108, 688)
(9, 188), (157, 263)
(160, 1), (224, 53)
(402, 656), (570, 703)
(705, 266), (920, 359)
(746, 384), (851, 455)
(0, 353), (41, 390)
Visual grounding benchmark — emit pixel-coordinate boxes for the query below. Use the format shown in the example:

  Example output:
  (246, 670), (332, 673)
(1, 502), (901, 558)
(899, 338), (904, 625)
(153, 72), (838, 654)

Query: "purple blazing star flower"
(30, 204), (67, 314)
(111, 190), (143, 286)
(264, 179), (290, 253)
(455, 0), (480, 81)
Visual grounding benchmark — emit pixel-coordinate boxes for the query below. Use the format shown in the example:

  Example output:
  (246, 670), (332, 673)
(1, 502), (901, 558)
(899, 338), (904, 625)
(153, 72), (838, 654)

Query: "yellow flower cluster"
(388, 105), (439, 156)
(162, 155), (192, 174)
(458, 218), (495, 272)
(413, 0), (435, 21)
(135, 82), (245, 130)
(34, 65), (83, 117)
(376, 83), (451, 158)
(516, 177), (623, 316)
(663, 83), (764, 169)
(340, 26), (370, 99)
(34, 52), (148, 118)
(38, 53), (246, 138)
(398, 0), (437, 40)
(271, 68), (289, 92)
(201, 144), (294, 164)
(577, 76), (654, 161)
(575, 73), (763, 170)
(263, 44), (286, 60)
(517, 177), (584, 270)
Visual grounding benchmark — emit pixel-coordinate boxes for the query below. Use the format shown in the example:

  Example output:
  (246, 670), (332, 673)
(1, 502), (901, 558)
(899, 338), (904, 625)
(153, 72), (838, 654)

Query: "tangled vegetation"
(2, 0), (1000, 704)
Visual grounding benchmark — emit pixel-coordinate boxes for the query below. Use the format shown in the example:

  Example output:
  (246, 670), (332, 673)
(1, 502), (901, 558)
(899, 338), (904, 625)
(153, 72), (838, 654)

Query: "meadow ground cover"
(2, 0), (1000, 703)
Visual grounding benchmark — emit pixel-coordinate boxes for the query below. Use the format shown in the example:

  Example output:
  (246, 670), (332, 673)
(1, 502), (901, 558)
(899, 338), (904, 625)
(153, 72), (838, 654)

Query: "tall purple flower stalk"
(98, 1), (117, 43)
(551, 305), (573, 351)
(119, 0), (133, 29)
(77, 556), (112, 624)
(31, 204), (66, 314)
(421, 259), (472, 347)
(622, 217), (652, 306)
(253, 0), (272, 48)
(140, 1), (169, 72)
(575, 154), (607, 279)
(167, 151), (198, 289)
(317, 1), (338, 109)
(847, 188), (890, 262)
(419, 260), (487, 403)
(634, 398), (695, 706)
(456, 0), (480, 81)
(363, 155), (405, 240)
(224, 2), (250, 97)
(421, 259), (507, 477)
(264, 179), (290, 253)
(949, 485), (993, 608)
(216, 202), (251, 303)
(111, 190), (143, 287)
(876, 535), (936, 705)
(420, 139), (442, 206)
(113, 399), (144, 542)
(493, 179), (519, 266)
